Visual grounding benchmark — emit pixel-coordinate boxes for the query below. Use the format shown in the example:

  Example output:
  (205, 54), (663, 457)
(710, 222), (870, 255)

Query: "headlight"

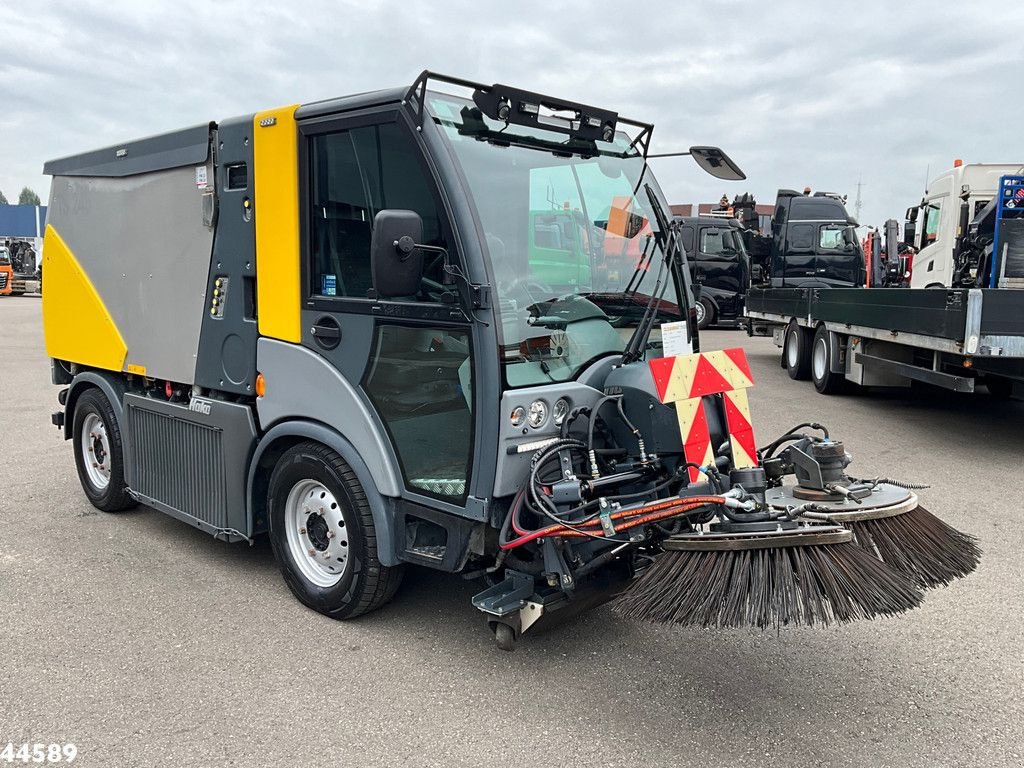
(510, 406), (526, 427)
(552, 398), (570, 426)
(527, 400), (548, 428)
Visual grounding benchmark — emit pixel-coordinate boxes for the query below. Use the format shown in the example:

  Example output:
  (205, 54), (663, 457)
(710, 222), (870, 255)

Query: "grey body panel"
(47, 162), (216, 383)
(493, 380), (606, 498)
(44, 123), (212, 177)
(247, 420), (401, 566)
(123, 394), (257, 541)
(256, 337), (402, 497)
(194, 116), (260, 395)
(300, 310), (374, 384)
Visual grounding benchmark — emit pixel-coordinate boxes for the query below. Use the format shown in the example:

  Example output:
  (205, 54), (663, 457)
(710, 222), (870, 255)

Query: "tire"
(985, 376), (1015, 399)
(783, 320), (812, 380)
(72, 388), (136, 512)
(695, 297), (715, 330)
(811, 325), (846, 394)
(268, 442), (403, 620)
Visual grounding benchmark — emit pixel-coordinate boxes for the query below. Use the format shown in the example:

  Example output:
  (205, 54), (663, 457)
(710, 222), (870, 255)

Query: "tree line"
(0, 188), (42, 205)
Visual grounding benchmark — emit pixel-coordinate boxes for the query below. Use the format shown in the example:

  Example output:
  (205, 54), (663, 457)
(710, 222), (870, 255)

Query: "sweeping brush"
(810, 495), (981, 589)
(614, 526), (923, 629)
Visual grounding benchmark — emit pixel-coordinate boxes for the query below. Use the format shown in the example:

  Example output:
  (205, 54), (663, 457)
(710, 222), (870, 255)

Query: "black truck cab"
(676, 215), (749, 328)
(763, 190), (863, 288)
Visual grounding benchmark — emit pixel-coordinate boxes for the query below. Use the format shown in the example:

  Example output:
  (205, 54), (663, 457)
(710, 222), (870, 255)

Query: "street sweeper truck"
(42, 71), (978, 649)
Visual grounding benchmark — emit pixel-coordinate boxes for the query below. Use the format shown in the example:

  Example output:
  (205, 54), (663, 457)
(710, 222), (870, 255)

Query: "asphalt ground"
(2, 294), (1022, 767)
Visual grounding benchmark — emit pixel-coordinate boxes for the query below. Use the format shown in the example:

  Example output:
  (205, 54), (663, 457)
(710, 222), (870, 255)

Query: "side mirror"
(371, 209), (424, 298)
(689, 146), (746, 181)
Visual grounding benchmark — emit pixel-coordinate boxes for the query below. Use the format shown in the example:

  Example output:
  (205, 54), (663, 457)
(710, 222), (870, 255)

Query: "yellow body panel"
(42, 224), (127, 371)
(253, 105), (302, 343)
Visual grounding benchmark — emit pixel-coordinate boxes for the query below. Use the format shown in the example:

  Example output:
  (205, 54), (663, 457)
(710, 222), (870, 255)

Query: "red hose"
(500, 495), (725, 550)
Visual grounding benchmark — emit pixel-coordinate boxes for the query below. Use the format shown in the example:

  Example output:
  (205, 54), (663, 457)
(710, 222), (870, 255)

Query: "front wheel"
(695, 297), (715, 330)
(268, 442), (403, 620)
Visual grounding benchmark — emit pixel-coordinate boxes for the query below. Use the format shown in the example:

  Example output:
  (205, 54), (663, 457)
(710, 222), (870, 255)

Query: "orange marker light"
(255, 372), (266, 397)
(953, 158), (963, 168)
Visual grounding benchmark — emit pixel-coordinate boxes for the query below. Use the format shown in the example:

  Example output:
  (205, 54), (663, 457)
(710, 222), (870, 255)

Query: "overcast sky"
(2, 1), (1021, 227)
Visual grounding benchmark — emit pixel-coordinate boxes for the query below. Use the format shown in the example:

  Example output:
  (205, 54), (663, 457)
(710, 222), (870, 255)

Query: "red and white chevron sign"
(648, 348), (758, 482)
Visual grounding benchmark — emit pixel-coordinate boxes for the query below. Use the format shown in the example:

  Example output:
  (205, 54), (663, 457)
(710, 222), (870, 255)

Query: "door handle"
(310, 316), (341, 350)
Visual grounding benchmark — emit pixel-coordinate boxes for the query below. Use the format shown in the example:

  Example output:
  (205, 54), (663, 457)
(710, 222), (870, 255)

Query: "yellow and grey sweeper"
(42, 71), (978, 649)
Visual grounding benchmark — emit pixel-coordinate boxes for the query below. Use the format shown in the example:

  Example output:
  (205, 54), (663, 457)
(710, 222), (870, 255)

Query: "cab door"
(297, 109), (479, 516)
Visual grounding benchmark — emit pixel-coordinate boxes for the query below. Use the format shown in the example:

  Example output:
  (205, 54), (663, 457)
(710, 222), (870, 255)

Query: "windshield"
(428, 94), (684, 388)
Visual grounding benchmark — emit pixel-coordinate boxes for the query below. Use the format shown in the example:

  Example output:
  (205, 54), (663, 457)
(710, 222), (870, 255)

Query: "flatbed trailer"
(745, 287), (1024, 397)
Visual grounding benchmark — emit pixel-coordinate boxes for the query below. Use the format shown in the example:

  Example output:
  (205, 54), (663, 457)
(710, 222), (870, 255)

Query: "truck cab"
(676, 215), (750, 328)
(905, 162), (1024, 288)
(766, 190), (863, 288)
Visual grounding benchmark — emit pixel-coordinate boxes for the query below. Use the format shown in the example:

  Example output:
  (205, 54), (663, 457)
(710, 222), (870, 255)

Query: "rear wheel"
(811, 325), (846, 394)
(985, 376), (1015, 399)
(695, 297), (715, 330)
(72, 388), (136, 511)
(783, 320), (812, 380)
(268, 442), (403, 619)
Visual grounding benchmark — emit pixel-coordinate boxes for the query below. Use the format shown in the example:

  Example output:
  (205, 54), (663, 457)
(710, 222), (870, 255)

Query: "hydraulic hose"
(500, 496), (727, 550)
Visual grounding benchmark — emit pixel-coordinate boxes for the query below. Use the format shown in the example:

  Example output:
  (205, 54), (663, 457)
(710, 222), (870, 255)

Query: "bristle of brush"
(846, 505), (981, 588)
(615, 542), (923, 629)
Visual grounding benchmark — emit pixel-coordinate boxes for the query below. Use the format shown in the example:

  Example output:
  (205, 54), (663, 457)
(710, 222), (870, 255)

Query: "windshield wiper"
(620, 184), (685, 365)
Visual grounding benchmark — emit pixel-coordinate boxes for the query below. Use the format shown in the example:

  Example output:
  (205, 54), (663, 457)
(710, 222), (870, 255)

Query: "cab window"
(308, 121), (449, 299)
(923, 200), (943, 244)
(819, 225), (846, 250)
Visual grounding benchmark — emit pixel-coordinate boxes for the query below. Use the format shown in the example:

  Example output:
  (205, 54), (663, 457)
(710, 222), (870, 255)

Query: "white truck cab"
(909, 162), (1024, 287)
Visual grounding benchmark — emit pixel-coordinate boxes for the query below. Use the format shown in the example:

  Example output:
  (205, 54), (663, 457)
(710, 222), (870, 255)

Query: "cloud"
(1, 0), (1021, 229)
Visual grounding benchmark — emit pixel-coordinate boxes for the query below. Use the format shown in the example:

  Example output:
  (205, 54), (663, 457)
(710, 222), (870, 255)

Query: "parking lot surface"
(2, 296), (1022, 767)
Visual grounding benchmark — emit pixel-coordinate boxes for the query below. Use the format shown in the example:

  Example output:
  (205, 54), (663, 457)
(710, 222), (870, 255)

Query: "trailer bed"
(746, 287), (1024, 358)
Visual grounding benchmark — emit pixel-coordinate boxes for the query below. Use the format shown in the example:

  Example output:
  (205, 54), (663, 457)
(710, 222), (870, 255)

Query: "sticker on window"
(661, 320), (692, 357)
(321, 274), (337, 296)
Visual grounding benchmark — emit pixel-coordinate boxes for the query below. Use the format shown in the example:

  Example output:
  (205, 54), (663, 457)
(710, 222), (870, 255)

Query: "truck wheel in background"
(72, 388), (136, 512)
(695, 297), (715, 330)
(783, 320), (812, 380)
(984, 376), (1015, 399)
(267, 442), (404, 620)
(811, 325), (846, 394)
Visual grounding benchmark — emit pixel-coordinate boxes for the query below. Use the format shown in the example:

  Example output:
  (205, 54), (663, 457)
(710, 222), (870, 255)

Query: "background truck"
(0, 204), (46, 294)
(0, 244), (12, 295)
(745, 171), (1024, 398)
(674, 214), (750, 329)
(727, 189), (863, 288)
(904, 162), (1024, 288)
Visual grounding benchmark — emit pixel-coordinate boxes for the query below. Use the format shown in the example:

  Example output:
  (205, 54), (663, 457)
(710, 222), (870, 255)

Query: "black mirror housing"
(689, 146), (746, 181)
(371, 209), (424, 298)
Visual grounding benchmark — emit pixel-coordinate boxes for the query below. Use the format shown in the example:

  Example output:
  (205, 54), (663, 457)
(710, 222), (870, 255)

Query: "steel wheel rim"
(813, 335), (828, 380)
(695, 301), (706, 324)
(81, 412), (112, 490)
(284, 479), (350, 588)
